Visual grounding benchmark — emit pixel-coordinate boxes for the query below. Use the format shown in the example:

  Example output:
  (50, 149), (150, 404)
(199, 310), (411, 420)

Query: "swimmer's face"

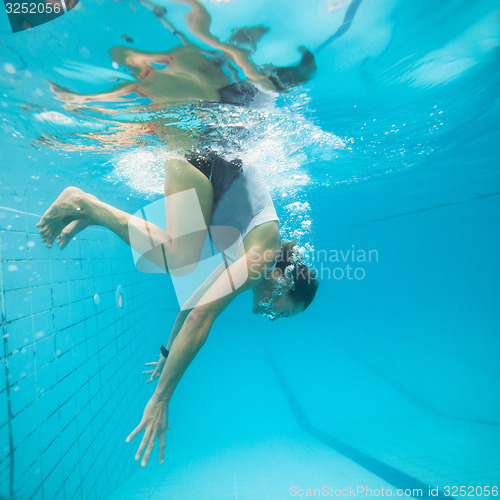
(268, 292), (304, 321)
(253, 291), (303, 321)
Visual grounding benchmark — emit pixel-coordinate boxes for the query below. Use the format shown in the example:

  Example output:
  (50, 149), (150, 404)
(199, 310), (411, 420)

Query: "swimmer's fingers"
(126, 422), (144, 444)
(144, 420), (170, 466)
(135, 424), (153, 462)
(145, 357), (167, 383)
(127, 397), (169, 466)
(143, 362), (157, 382)
(144, 372), (156, 383)
(141, 427), (157, 467)
(159, 432), (165, 465)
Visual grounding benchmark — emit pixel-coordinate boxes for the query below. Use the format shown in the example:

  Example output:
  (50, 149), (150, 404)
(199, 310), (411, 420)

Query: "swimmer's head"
(254, 241), (319, 321)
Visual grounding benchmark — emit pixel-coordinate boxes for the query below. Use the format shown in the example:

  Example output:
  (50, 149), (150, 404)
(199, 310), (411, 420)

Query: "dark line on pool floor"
(336, 334), (500, 429)
(266, 354), (451, 499)
(352, 191), (500, 228)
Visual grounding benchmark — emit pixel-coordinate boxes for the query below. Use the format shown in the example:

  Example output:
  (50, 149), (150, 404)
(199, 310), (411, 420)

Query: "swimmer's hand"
(126, 395), (170, 467)
(142, 354), (166, 383)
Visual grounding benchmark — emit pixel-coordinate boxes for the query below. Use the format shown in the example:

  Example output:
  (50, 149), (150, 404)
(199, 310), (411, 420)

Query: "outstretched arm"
(135, 0), (192, 46)
(142, 308), (190, 383)
(128, 305), (213, 466)
(127, 244), (275, 466)
(166, 310), (189, 351)
(143, 261), (228, 383)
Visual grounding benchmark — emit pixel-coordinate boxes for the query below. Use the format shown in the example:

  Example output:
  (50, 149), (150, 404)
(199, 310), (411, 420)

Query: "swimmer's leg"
(161, 157), (213, 273)
(49, 81), (139, 104)
(37, 187), (96, 249)
(273, 46), (317, 87)
(173, 0), (274, 89)
(37, 159), (213, 274)
(35, 186), (174, 270)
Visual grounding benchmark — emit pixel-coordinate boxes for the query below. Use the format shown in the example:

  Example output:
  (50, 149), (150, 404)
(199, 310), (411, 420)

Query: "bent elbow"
(186, 306), (215, 335)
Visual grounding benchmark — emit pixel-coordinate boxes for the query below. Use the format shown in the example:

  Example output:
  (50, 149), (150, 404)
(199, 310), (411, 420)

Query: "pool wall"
(0, 194), (175, 500)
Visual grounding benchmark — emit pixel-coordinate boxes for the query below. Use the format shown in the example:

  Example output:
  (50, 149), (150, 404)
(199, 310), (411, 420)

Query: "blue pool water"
(0, 0), (499, 499)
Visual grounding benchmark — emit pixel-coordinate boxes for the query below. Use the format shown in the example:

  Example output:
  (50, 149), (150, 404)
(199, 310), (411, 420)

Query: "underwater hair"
(275, 240), (319, 311)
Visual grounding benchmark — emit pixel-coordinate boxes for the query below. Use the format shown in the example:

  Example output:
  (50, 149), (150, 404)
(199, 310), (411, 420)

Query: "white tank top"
(208, 159), (279, 261)
(211, 165), (277, 237)
(186, 152), (279, 261)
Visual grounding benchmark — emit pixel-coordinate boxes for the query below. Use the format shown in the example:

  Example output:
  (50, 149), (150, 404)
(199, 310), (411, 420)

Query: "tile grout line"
(72, 240), (85, 500)
(1, 201), (172, 498)
(0, 231), (15, 500)
(26, 195), (46, 500)
(0, 205), (42, 218)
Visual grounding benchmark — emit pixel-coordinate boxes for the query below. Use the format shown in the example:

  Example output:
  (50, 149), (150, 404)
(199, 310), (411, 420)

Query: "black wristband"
(160, 345), (169, 358)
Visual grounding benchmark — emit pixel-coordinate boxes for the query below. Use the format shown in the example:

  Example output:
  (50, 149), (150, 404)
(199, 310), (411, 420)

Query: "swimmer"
(36, 150), (319, 467)
(50, 0), (316, 108)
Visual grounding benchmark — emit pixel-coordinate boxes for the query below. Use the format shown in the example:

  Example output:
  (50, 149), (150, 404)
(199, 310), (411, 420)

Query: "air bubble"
(3, 63), (16, 74)
(79, 46), (91, 58)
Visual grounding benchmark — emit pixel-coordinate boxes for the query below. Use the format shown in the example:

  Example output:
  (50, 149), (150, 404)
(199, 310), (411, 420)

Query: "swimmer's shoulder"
(240, 220), (280, 265)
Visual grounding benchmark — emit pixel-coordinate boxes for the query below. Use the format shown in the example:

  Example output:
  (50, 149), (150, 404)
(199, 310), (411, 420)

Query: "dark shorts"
(218, 81), (259, 107)
(186, 151), (243, 208)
